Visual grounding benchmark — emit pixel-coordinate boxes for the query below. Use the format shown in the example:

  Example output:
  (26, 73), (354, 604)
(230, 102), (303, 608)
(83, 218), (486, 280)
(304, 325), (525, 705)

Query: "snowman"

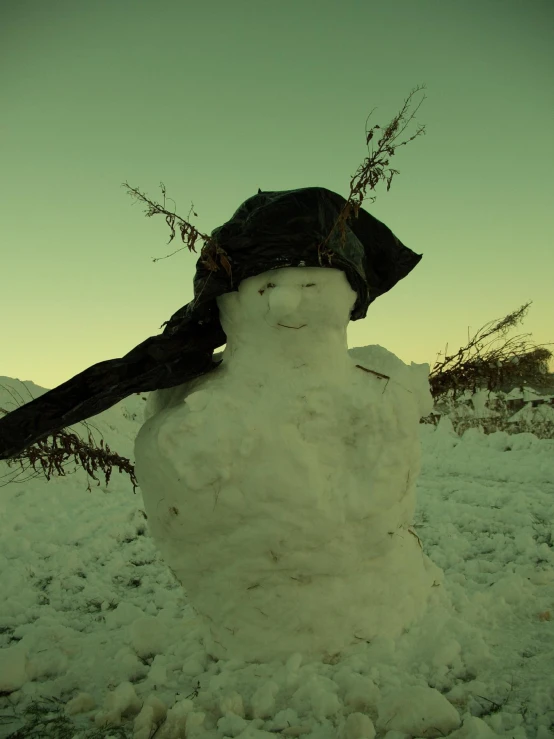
(0, 185), (441, 662)
(134, 222), (442, 662)
(0, 186), (442, 664)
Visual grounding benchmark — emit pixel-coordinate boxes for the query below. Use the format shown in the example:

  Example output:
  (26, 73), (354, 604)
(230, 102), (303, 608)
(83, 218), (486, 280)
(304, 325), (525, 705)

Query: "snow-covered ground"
(1, 375), (553, 739)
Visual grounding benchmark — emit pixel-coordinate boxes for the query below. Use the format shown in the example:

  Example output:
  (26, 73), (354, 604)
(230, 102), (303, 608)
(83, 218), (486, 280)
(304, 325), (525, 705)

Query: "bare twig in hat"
(317, 84), (427, 263)
(123, 181), (233, 281)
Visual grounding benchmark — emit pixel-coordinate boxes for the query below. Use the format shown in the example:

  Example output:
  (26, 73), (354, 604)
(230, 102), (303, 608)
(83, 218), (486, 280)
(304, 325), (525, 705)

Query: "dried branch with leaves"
(317, 84), (426, 262)
(1, 425), (139, 494)
(429, 302), (554, 401)
(123, 181), (233, 282)
(0, 384), (138, 493)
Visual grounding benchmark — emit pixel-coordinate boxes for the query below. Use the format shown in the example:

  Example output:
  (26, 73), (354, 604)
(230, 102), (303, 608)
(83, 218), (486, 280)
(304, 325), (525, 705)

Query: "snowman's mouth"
(277, 323), (307, 330)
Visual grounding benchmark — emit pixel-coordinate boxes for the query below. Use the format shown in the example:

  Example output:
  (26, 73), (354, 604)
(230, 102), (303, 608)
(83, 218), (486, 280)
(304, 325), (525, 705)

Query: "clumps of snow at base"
(1, 380), (554, 733)
(423, 414), (554, 484)
(134, 268), (441, 663)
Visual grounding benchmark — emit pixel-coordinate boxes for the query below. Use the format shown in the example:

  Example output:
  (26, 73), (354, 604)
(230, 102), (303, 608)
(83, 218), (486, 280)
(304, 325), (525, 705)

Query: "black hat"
(0, 187), (421, 460)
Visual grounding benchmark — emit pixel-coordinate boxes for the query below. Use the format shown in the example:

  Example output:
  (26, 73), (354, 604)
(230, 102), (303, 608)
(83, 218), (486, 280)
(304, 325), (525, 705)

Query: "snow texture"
(134, 268), (441, 662)
(0, 272), (553, 737)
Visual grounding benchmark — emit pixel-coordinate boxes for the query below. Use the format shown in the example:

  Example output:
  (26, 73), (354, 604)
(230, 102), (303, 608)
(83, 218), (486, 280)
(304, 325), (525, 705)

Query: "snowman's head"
(216, 266), (357, 340)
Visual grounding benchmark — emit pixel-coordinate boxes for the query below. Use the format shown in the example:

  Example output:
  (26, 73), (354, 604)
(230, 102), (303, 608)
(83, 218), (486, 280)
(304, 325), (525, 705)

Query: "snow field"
(0, 376), (553, 737)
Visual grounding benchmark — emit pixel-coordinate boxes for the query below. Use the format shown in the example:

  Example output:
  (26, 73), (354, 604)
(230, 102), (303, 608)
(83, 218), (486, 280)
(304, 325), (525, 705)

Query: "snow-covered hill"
(0, 376), (553, 739)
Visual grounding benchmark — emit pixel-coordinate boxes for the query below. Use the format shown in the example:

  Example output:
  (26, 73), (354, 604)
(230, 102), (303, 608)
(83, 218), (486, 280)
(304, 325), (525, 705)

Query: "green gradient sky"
(2, 0), (553, 389)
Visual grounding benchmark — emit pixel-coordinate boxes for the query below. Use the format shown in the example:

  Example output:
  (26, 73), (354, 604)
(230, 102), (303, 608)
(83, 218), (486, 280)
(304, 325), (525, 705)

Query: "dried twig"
(123, 181), (233, 282)
(316, 84), (426, 264)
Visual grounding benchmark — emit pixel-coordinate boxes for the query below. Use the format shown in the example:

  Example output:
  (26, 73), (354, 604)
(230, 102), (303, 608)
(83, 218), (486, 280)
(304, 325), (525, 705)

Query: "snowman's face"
(217, 266), (357, 334)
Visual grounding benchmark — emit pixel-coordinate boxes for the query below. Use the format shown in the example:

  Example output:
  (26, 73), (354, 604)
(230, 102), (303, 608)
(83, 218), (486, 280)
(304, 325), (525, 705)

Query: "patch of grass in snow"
(0, 696), (135, 739)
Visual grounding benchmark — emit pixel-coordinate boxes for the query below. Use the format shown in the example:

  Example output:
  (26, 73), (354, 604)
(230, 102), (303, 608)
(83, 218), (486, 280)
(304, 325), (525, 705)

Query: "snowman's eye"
(266, 282), (276, 288)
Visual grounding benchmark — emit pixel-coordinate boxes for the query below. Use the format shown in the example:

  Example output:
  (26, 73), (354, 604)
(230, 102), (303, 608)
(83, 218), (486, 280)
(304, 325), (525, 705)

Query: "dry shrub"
(429, 303), (554, 403)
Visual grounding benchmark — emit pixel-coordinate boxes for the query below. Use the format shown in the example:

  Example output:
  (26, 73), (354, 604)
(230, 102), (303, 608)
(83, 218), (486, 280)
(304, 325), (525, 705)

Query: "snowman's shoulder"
(348, 344), (407, 379)
(348, 345), (433, 416)
(143, 384), (189, 422)
(143, 352), (226, 423)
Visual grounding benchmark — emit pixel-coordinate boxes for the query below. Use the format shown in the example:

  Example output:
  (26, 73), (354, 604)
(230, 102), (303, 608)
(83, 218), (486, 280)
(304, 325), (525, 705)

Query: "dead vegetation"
(0, 425), (139, 494)
(428, 302), (553, 403)
(423, 303), (554, 439)
(0, 383), (138, 493)
(123, 84), (427, 285)
(317, 84), (426, 263)
(123, 181), (234, 284)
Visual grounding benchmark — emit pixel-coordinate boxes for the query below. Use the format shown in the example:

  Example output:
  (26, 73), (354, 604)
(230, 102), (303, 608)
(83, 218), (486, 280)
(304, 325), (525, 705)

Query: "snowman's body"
(134, 267), (441, 662)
